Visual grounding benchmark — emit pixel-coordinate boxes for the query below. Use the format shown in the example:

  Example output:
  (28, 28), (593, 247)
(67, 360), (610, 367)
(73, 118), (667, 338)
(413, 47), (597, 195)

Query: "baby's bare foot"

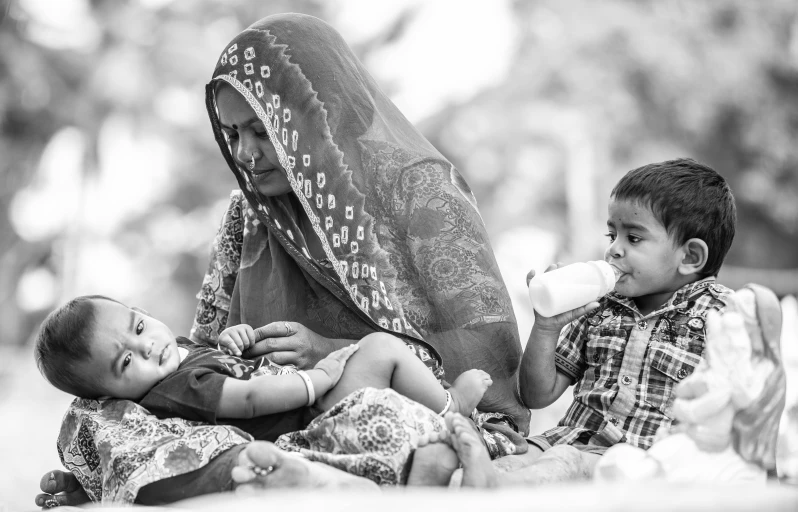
(445, 412), (498, 488)
(448, 369), (492, 416)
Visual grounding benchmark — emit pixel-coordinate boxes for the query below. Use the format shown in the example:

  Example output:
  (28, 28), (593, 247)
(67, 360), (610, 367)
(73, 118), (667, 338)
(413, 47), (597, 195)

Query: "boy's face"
(604, 198), (686, 309)
(77, 299), (180, 400)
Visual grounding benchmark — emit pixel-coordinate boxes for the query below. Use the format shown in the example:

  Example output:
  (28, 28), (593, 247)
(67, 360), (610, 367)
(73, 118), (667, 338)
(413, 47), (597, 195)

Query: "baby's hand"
(314, 344), (359, 388)
(218, 324), (257, 356)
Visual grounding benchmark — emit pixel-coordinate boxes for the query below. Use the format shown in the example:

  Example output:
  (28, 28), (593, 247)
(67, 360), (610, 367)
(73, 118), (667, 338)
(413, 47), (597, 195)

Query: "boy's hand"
(527, 264), (600, 334)
(313, 344), (359, 388)
(218, 324), (257, 356)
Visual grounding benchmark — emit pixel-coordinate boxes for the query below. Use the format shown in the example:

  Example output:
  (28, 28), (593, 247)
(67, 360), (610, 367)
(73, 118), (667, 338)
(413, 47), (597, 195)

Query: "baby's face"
(604, 199), (685, 309)
(78, 299), (180, 400)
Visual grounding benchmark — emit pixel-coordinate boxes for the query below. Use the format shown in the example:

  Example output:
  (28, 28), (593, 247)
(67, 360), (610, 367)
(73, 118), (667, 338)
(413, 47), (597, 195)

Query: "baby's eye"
(605, 233), (616, 243)
(627, 235), (641, 244)
(122, 353), (132, 369)
(135, 320), (144, 335)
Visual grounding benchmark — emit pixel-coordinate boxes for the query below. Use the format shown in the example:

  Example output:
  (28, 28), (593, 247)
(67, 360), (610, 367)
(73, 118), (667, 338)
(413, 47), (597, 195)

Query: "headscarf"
(205, 13), (529, 429)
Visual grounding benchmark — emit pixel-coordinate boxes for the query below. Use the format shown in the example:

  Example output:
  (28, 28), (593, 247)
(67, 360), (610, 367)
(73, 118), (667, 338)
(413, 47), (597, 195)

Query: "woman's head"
(215, 82), (291, 196)
(206, 14), (380, 202)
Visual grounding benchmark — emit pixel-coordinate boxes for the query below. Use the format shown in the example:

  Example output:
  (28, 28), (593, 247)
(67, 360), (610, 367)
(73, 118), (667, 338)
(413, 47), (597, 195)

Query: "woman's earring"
(248, 154), (256, 171)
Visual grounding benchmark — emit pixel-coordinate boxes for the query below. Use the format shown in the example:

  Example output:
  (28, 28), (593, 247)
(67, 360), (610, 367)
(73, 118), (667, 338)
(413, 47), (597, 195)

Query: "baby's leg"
(316, 333), (490, 416)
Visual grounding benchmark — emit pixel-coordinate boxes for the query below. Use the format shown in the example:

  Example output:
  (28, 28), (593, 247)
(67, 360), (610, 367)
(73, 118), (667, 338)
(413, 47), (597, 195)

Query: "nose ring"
(248, 153), (256, 171)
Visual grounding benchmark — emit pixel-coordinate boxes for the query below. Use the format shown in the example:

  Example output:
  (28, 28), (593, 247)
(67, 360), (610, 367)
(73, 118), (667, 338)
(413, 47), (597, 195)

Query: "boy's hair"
(611, 158), (736, 277)
(35, 295), (122, 399)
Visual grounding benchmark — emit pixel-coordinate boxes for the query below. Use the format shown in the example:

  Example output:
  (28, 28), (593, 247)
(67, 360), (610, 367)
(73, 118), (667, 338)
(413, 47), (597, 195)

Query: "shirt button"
(621, 375), (632, 386)
(609, 416), (619, 426)
(637, 320), (647, 330)
(593, 353), (601, 363)
(677, 368), (688, 379)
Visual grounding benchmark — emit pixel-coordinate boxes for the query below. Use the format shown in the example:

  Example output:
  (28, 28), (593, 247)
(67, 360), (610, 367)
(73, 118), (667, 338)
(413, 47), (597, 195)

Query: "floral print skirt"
(275, 387), (447, 485)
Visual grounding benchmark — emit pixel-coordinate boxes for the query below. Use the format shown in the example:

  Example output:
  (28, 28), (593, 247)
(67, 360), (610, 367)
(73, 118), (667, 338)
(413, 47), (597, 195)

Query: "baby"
(35, 295), (492, 485)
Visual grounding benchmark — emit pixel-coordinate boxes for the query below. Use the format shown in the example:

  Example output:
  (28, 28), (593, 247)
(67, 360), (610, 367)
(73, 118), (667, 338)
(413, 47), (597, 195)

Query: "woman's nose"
(236, 138), (256, 165)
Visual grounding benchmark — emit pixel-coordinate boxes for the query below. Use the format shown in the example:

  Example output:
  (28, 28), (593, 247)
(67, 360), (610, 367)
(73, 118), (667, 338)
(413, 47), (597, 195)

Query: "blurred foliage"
(1, 0), (798, 348)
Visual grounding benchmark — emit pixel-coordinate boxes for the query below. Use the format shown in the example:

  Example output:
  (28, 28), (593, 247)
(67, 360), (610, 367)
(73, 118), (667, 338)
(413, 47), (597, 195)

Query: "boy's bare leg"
(445, 413), (498, 488)
(232, 442), (378, 491)
(316, 332), (491, 416)
(500, 445), (600, 486)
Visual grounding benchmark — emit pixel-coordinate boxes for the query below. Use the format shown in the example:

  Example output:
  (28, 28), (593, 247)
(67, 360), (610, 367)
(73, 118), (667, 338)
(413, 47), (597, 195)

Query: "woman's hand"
(35, 470), (89, 509)
(527, 264), (600, 334)
(218, 324), (257, 356)
(314, 344), (359, 387)
(243, 321), (352, 369)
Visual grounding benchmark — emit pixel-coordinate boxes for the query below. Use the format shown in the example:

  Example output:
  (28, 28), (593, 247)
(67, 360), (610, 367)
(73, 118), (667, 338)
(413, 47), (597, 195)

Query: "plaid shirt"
(529, 277), (734, 454)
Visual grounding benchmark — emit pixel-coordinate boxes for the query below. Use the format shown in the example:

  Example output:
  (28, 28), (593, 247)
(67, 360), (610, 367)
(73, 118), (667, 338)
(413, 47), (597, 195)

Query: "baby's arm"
(217, 344), (358, 419)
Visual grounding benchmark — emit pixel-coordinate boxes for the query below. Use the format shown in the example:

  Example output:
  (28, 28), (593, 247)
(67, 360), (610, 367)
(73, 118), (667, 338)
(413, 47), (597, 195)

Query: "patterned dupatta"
(205, 13), (529, 430)
(57, 398), (250, 504)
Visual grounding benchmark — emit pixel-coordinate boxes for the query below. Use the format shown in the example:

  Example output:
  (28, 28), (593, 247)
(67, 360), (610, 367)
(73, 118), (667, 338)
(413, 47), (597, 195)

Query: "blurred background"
(1, 0), (797, 509)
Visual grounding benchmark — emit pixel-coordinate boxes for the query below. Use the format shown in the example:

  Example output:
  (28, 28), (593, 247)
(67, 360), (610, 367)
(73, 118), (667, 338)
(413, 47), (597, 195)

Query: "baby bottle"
(528, 260), (618, 318)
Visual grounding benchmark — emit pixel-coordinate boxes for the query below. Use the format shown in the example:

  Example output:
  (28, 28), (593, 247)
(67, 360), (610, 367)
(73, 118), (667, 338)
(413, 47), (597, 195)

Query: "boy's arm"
(218, 369), (333, 419)
(519, 324), (574, 409)
(518, 302), (596, 409)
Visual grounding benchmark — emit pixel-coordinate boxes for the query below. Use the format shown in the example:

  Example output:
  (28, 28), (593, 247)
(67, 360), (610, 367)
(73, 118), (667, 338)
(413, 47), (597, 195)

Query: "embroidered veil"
(204, 13), (529, 429)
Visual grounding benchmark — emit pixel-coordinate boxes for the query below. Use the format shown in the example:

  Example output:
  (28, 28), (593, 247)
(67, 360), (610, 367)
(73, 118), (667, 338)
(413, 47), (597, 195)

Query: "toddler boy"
(511, 158), (737, 482)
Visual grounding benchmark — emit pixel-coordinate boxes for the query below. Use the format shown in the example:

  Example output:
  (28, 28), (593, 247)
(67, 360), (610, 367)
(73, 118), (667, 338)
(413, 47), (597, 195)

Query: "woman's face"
(216, 85), (291, 196)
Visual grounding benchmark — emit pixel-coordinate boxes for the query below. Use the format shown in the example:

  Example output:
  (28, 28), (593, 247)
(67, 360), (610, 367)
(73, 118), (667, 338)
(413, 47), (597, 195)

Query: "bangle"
(438, 390), (452, 416)
(296, 370), (315, 406)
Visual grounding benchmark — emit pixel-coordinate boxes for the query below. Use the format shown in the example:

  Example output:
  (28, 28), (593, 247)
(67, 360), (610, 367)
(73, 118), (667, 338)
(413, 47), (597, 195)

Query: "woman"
(35, 13), (529, 506)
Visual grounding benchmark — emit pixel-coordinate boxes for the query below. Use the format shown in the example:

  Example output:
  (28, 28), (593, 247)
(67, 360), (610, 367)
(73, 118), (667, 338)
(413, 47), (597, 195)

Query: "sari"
(52, 13), (530, 503)
(199, 13), (530, 443)
(55, 399), (250, 503)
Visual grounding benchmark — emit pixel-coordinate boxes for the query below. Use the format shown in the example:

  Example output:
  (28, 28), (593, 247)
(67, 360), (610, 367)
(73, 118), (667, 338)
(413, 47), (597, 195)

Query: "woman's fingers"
(249, 335), (298, 354)
(526, 269), (536, 286)
(253, 322), (295, 341)
(264, 350), (300, 366)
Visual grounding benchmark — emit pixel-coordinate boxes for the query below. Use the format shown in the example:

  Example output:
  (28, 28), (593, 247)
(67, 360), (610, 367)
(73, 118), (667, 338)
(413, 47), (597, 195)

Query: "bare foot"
(445, 412), (498, 488)
(448, 369), (492, 416)
(406, 442), (460, 486)
(232, 442), (378, 492)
